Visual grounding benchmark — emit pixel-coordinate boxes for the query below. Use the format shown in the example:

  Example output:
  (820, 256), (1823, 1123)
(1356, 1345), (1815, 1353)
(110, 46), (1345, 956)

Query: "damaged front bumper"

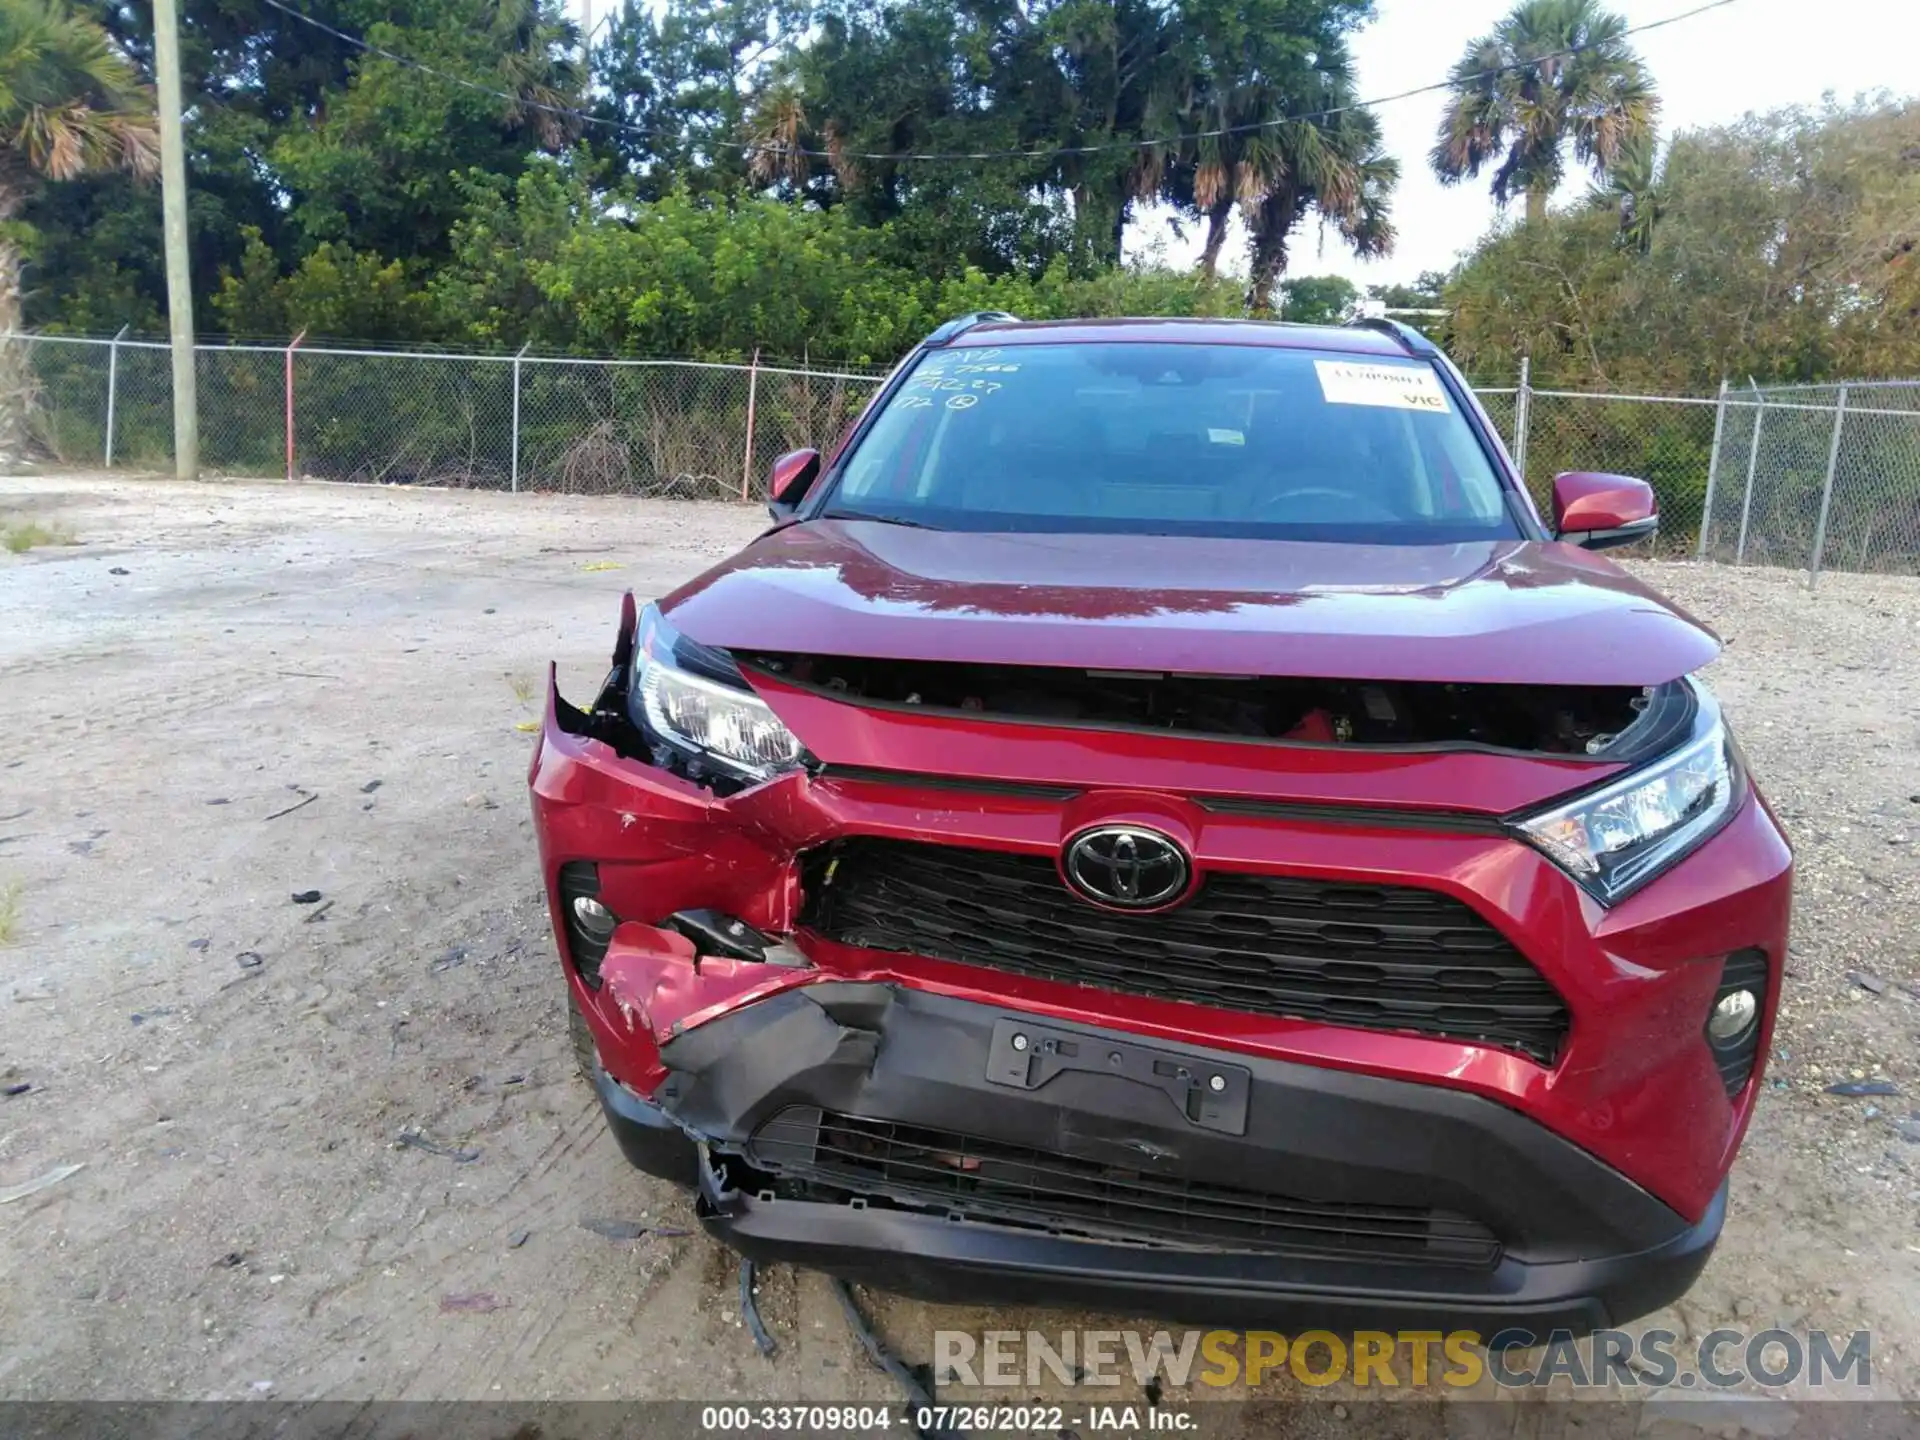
(532, 664), (1789, 1331)
(592, 984), (1723, 1334)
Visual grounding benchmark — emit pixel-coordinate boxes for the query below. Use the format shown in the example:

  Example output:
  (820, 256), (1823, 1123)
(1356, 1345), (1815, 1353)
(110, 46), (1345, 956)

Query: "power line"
(257, 0), (1740, 164)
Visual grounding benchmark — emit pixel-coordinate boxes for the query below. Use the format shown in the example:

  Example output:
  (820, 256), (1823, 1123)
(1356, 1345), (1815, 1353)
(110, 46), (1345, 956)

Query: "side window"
(839, 434), (889, 499)
(841, 397), (942, 502)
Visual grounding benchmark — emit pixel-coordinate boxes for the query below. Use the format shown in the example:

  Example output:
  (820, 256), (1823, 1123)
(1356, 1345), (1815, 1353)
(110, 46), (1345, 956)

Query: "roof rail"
(925, 311), (1020, 347)
(1347, 315), (1439, 357)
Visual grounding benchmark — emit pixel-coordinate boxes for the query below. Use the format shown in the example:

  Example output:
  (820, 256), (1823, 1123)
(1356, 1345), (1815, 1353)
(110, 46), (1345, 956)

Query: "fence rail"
(1697, 382), (1920, 579)
(10, 331), (893, 503)
(8, 331), (1917, 578)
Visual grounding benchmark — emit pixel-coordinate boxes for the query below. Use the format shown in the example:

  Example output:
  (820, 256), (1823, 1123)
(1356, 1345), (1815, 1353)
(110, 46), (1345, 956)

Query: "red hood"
(660, 519), (1719, 686)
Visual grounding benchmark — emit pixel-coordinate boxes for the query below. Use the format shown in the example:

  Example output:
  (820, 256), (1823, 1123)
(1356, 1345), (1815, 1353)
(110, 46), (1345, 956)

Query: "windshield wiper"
(824, 509), (935, 530)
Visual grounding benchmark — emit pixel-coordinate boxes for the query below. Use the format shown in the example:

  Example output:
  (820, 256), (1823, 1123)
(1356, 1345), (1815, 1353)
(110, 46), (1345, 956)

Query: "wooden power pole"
(153, 0), (198, 480)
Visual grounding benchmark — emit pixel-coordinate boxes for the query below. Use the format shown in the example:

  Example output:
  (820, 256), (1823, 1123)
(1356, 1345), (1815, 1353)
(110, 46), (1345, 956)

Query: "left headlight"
(1511, 683), (1745, 904)
(630, 607), (806, 783)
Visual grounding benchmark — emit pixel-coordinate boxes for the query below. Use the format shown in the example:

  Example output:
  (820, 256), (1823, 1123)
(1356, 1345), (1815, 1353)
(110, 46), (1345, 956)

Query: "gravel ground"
(0, 474), (1916, 1423)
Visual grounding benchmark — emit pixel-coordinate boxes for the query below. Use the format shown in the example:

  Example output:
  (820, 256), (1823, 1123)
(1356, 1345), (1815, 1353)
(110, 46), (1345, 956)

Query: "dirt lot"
(1, 474), (1917, 1419)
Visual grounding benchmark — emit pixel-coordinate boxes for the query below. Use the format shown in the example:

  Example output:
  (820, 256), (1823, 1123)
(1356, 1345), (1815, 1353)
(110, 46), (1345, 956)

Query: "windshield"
(825, 342), (1519, 543)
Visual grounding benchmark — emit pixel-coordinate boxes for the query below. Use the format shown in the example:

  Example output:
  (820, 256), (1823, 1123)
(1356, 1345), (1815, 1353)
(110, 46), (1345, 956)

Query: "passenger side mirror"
(1551, 472), (1659, 551)
(766, 448), (822, 522)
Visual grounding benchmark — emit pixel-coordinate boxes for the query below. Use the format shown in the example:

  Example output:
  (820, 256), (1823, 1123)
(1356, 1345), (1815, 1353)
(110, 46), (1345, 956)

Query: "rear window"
(826, 342), (1518, 543)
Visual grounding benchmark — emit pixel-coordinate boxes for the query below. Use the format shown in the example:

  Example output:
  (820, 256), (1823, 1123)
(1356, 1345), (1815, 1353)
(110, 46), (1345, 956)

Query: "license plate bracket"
(984, 1017), (1249, 1136)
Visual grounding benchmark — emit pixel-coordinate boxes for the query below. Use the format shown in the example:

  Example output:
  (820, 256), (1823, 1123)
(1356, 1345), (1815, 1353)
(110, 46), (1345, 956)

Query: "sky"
(1133, 0), (1920, 286)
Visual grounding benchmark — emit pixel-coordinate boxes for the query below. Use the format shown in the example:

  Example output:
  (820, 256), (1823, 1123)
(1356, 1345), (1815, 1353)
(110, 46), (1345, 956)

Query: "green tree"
(1159, 0), (1374, 282)
(426, 159), (587, 347)
(1279, 274), (1357, 324)
(749, 0), (1104, 276)
(1037, 0), (1188, 266)
(1240, 106), (1395, 313)
(0, 0), (155, 327)
(210, 225), (430, 343)
(1586, 127), (1663, 252)
(1367, 270), (1446, 311)
(594, 0), (803, 200)
(1442, 97), (1920, 391)
(0, 0), (156, 464)
(759, 0), (1389, 285)
(29, 0), (583, 337)
(267, 0), (583, 262)
(15, 0), (1403, 349)
(1431, 0), (1655, 226)
(1366, 270), (1449, 345)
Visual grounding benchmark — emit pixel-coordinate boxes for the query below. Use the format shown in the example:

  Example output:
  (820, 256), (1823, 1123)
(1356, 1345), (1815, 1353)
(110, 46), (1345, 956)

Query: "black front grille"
(745, 1106), (1502, 1267)
(801, 838), (1569, 1064)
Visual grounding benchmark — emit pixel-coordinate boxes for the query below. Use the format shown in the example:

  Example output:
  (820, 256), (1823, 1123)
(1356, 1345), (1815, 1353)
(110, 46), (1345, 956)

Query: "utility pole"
(153, 0), (198, 480)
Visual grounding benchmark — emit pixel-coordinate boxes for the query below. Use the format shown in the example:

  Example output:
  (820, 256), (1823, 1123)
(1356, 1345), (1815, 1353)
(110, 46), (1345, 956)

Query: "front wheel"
(567, 989), (597, 1081)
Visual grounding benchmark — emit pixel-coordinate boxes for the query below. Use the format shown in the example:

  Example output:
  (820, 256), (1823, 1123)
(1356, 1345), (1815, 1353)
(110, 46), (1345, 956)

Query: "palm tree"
(0, 0), (155, 316)
(1161, 16), (1395, 308)
(0, 0), (155, 462)
(1239, 108), (1397, 315)
(1431, 0), (1656, 226)
(1587, 126), (1663, 252)
(483, 0), (586, 152)
(745, 81), (860, 195)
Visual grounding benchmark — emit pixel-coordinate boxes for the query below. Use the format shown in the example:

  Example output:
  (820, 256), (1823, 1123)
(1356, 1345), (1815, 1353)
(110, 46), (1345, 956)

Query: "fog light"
(571, 894), (617, 944)
(1708, 988), (1757, 1041)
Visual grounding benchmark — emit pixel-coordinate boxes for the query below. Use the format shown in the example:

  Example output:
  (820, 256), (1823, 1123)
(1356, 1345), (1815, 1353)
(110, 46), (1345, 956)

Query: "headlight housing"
(1511, 682), (1744, 904)
(629, 606), (806, 784)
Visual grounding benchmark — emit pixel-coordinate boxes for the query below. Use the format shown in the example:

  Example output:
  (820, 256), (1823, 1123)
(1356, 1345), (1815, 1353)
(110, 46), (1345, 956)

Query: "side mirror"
(1551, 471), (1659, 551)
(766, 448), (822, 521)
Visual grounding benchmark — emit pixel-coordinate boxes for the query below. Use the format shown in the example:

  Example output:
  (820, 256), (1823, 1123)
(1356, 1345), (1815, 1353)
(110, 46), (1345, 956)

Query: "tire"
(567, 988), (598, 1081)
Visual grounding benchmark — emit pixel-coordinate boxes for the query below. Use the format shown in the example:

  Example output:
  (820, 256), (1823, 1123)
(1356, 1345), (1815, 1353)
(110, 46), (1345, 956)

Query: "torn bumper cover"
(533, 665), (1789, 1331)
(599, 984), (1723, 1334)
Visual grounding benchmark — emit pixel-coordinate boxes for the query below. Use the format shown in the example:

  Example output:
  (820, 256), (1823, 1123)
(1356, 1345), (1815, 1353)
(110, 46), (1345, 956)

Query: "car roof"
(943, 316), (1421, 358)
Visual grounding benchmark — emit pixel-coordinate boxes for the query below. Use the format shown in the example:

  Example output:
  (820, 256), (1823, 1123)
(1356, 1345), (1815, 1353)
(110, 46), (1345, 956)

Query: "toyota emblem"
(1062, 826), (1191, 909)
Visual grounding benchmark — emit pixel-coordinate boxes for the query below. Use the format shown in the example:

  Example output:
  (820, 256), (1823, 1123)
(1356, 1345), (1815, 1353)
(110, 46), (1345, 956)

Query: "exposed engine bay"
(742, 652), (1672, 757)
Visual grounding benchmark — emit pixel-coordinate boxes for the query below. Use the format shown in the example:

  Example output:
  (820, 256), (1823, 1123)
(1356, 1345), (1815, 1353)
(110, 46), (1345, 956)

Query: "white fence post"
(1734, 378), (1765, 565)
(1696, 377), (1729, 558)
(510, 343), (529, 493)
(104, 324), (129, 467)
(1513, 355), (1531, 480)
(1807, 386), (1848, 588)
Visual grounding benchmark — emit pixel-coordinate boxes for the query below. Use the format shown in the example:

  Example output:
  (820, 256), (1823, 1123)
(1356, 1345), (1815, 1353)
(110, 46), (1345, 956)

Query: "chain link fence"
(1521, 391), (1722, 551)
(1699, 381), (1920, 578)
(5, 332), (890, 501)
(8, 330), (1917, 578)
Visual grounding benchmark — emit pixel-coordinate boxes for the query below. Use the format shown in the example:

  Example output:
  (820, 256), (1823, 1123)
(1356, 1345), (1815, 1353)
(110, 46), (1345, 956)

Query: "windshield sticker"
(1314, 360), (1451, 413)
(1206, 427), (1245, 446)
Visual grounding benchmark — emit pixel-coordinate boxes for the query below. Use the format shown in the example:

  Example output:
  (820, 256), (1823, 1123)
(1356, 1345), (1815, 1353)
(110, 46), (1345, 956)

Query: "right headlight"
(1511, 683), (1745, 904)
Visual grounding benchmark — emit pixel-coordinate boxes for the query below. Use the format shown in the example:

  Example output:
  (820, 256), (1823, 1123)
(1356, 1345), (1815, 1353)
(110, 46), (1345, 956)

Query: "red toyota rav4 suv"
(530, 314), (1790, 1335)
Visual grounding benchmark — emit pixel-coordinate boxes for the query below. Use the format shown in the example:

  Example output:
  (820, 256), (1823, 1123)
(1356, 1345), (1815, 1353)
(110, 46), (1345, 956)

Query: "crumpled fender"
(598, 920), (814, 1050)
